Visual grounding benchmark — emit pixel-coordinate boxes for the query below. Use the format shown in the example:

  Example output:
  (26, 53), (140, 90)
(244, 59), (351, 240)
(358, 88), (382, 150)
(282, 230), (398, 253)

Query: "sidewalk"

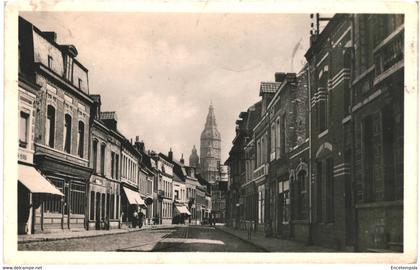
(216, 225), (336, 252)
(18, 224), (184, 244)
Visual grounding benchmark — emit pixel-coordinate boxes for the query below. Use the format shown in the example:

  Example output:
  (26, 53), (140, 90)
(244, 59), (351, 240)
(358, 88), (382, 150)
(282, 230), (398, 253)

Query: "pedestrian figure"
(247, 220), (252, 240)
(132, 211), (138, 228)
(139, 211), (144, 228)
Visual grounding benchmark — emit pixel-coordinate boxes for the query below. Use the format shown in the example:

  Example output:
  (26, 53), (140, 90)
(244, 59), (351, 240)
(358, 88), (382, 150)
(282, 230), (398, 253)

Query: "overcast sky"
(20, 12), (311, 163)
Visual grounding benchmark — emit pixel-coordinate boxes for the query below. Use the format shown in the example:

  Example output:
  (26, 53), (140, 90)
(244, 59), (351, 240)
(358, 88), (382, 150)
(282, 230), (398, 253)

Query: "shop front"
(88, 175), (121, 230)
(18, 163), (64, 234)
(173, 203), (191, 224)
(121, 186), (146, 228)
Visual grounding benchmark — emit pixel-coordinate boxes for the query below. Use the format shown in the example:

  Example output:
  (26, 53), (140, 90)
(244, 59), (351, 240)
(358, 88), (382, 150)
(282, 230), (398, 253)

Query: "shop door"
(95, 193), (101, 229)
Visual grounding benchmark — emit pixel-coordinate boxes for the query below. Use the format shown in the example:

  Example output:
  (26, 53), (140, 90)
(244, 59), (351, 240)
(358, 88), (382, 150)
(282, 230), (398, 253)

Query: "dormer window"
(48, 55), (53, 69)
(78, 78), (82, 89)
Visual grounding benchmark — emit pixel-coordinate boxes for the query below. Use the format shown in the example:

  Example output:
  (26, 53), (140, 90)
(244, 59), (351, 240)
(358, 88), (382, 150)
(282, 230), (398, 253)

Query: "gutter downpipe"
(307, 62), (313, 245)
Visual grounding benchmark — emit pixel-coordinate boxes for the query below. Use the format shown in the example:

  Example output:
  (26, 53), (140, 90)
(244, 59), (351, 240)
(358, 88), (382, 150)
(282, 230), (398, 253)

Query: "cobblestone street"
(18, 225), (262, 252)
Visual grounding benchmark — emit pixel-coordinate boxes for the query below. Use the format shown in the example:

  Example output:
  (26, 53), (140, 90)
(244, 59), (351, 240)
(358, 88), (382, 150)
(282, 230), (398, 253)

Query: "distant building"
(200, 104), (221, 184)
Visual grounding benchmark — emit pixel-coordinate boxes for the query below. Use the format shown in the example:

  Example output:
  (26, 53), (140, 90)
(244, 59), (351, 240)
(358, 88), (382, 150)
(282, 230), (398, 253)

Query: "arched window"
(77, 121), (85, 158)
(64, 114), (72, 153)
(46, 105), (56, 148)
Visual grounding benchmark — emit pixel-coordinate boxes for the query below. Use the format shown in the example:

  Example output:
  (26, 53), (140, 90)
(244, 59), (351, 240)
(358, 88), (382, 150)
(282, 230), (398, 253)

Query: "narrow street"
(18, 225), (262, 252)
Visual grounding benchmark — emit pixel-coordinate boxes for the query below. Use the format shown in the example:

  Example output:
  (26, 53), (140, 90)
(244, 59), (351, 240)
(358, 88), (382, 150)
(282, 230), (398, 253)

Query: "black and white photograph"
(3, 0), (418, 266)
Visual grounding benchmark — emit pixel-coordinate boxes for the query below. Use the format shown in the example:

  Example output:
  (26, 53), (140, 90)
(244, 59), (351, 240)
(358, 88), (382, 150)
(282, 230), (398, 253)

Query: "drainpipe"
(307, 63), (313, 244)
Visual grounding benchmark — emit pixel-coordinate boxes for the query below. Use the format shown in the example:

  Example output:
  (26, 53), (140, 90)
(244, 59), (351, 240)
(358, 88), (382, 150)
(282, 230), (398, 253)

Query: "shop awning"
(123, 187), (145, 206)
(175, 205), (191, 216)
(18, 164), (64, 196)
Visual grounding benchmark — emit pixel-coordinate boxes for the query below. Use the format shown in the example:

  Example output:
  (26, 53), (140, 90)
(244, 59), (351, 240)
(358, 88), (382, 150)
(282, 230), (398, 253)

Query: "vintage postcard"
(3, 0), (418, 265)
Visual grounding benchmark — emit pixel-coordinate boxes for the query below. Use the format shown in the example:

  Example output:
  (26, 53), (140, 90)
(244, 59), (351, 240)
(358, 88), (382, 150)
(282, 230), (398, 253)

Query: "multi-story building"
(87, 97), (124, 230)
(17, 71), (64, 234)
(132, 139), (155, 225)
(151, 151), (174, 225)
(19, 16), (94, 232)
(120, 138), (144, 227)
(350, 14), (404, 251)
(160, 153), (191, 224)
(184, 165), (200, 224)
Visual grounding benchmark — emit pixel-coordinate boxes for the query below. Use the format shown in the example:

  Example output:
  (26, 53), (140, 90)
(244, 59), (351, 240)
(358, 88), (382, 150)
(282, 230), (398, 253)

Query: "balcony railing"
(374, 26), (404, 82)
(253, 164), (268, 179)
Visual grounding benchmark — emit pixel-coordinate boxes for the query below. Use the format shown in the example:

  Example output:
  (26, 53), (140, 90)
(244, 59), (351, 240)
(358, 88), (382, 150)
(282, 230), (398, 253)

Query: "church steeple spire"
(205, 103), (217, 128)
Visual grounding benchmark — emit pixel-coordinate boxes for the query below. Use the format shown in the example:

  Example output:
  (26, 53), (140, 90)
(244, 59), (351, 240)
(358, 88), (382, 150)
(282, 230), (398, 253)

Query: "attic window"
(48, 55), (53, 69)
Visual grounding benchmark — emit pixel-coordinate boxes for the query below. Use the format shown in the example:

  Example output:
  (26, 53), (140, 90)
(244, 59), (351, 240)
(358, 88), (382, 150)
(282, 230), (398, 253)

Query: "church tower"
(189, 145), (200, 170)
(199, 103), (221, 184)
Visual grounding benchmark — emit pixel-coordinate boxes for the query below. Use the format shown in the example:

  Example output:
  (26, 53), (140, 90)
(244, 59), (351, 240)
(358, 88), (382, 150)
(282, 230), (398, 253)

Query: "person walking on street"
(132, 211), (138, 228)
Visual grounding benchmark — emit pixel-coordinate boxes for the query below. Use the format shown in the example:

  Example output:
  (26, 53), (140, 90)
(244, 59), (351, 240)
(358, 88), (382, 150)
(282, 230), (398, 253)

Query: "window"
(270, 123), (276, 155)
(295, 171), (307, 220)
(279, 180), (290, 223)
(77, 121), (84, 158)
(175, 190), (179, 200)
(44, 178), (64, 213)
(319, 99), (328, 132)
(78, 78), (83, 89)
(64, 114), (72, 153)
(363, 115), (375, 202)
(92, 140), (98, 173)
(90, 191), (95, 220)
(276, 118), (281, 158)
(325, 158), (334, 222)
(46, 105), (55, 148)
(100, 144), (106, 176)
(111, 152), (115, 179)
(281, 114), (287, 154)
(19, 112), (29, 148)
(258, 185), (265, 224)
(316, 161), (323, 222)
(70, 182), (85, 215)
(115, 154), (119, 179)
(48, 55), (53, 69)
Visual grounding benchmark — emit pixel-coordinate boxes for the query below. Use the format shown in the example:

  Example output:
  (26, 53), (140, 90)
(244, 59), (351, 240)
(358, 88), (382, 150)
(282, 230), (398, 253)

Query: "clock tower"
(199, 103), (221, 184)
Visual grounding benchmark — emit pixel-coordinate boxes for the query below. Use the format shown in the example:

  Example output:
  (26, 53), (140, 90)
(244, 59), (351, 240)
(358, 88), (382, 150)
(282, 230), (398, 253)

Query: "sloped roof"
(100, 111), (117, 121)
(246, 101), (262, 131)
(259, 82), (282, 96)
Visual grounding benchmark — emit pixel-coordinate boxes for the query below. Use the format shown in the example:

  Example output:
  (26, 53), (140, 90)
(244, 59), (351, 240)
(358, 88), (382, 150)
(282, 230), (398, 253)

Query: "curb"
(18, 225), (184, 244)
(215, 226), (268, 252)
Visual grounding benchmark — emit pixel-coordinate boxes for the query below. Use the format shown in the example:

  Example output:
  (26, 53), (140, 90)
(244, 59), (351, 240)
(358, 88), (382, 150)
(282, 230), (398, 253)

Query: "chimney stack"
(168, 148), (173, 161)
(180, 154), (185, 164)
(275, 72), (286, 83)
(43, 31), (57, 43)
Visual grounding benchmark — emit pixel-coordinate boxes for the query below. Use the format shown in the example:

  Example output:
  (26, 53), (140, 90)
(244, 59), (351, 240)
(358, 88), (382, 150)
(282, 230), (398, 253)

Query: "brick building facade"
(225, 13), (404, 252)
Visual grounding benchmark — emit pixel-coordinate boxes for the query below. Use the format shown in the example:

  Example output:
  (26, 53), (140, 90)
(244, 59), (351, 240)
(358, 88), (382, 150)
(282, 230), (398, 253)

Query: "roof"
(259, 82), (282, 96)
(246, 101), (262, 131)
(100, 111), (117, 121)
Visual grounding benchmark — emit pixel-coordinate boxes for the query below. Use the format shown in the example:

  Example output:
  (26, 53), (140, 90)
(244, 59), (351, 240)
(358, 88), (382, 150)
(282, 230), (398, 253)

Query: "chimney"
(168, 148), (173, 161)
(180, 154), (185, 164)
(43, 31), (57, 43)
(134, 138), (145, 153)
(274, 72), (286, 83)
